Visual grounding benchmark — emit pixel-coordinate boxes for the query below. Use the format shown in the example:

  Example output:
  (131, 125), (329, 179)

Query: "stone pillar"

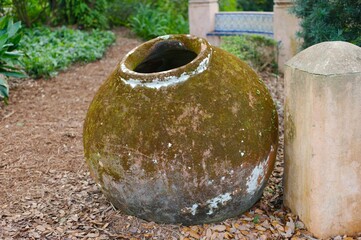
(284, 41), (361, 238)
(188, 0), (220, 46)
(273, 0), (300, 72)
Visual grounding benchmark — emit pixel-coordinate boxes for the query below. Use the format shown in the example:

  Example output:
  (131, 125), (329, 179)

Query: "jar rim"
(118, 34), (213, 89)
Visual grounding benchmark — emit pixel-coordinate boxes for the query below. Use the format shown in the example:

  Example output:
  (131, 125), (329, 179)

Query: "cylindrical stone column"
(273, 0), (300, 72)
(284, 41), (361, 238)
(188, 0), (220, 46)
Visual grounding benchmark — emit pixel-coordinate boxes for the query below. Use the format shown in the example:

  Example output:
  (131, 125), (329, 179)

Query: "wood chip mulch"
(1, 28), (360, 240)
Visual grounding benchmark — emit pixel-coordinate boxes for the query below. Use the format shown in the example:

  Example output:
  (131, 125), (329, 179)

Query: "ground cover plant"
(0, 16), (26, 104)
(20, 26), (115, 79)
(221, 35), (278, 72)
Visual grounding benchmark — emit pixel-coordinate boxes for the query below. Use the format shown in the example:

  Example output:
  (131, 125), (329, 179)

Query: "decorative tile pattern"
(209, 12), (274, 38)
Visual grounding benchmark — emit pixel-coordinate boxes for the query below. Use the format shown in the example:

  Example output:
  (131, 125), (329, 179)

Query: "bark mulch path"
(0, 28), (359, 240)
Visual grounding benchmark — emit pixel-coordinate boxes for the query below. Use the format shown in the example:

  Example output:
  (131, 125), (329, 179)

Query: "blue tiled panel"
(210, 12), (274, 37)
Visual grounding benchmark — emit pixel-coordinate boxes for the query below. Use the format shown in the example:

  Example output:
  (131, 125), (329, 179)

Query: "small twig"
(2, 110), (15, 121)
(0, 157), (21, 169)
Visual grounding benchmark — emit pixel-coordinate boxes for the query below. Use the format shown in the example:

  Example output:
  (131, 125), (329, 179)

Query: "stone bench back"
(188, 0), (300, 72)
(207, 12), (274, 38)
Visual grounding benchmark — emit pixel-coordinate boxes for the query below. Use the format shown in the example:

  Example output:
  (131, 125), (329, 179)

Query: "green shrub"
(20, 26), (115, 78)
(291, 0), (361, 49)
(219, 0), (238, 11)
(107, 0), (189, 28)
(221, 35), (278, 72)
(0, 16), (26, 104)
(1, 0), (109, 29)
(3, 0), (49, 27)
(107, 0), (137, 27)
(51, 0), (109, 29)
(129, 2), (188, 40)
(237, 0), (273, 11)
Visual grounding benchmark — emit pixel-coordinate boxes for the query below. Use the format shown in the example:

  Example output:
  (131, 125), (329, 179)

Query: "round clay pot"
(83, 34), (278, 225)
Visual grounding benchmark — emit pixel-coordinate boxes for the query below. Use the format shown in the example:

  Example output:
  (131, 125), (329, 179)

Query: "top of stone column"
(274, 0), (295, 3)
(286, 41), (361, 75)
(189, 0), (218, 3)
(274, 0), (295, 5)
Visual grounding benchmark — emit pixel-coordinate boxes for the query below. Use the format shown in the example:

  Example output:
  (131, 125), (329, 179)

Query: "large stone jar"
(83, 35), (278, 225)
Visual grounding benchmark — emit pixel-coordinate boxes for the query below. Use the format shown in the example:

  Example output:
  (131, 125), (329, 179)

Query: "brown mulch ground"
(0, 28), (360, 240)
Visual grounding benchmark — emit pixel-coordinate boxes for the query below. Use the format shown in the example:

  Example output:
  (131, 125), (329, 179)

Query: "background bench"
(188, 0), (300, 72)
(207, 12), (274, 38)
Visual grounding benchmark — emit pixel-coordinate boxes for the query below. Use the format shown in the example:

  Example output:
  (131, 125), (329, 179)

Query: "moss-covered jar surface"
(83, 34), (278, 225)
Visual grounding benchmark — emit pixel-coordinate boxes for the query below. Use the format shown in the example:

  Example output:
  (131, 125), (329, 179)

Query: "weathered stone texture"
(284, 41), (361, 238)
(83, 35), (278, 225)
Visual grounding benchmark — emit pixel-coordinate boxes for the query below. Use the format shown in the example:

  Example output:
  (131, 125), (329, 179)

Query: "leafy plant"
(20, 26), (115, 78)
(0, 16), (26, 104)
(107, 0), (139, 27)
(2, 0), (109, 29)
(107, 0), (189, 28)
(237, 0), (273, 11)
(129, 2), (188, 40)
(219, 0), (238, 11)
(291, 0), (361, 49)
(221, 35), (278, 72)
(6, 0), (48, 27)
(51, 0), (109, 29)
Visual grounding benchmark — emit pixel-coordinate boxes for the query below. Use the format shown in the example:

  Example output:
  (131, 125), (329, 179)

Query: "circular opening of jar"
(121, 35), (209, 76)
(133, 40), (197, 73)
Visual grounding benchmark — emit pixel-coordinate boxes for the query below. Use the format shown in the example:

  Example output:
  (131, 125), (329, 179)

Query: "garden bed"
(0, 28), (357, 240)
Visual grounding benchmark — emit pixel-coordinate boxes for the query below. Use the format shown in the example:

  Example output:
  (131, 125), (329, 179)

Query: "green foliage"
(129, 2), (188, 40)
(0, 77), (9, 103)
(107, 0), (138, 27)
(221, 35), (278, 72)
(291, 0), (361, 49)
(219, 0), (238, 11)
(237, 0), (273, 11)
(107, 0), (189, 28)
(4, 0), (48, 27)
(20, 27), (115, 78)
(0, 16), (26, 103)
(2, 0), (109, 29)
(51, 0), (109, 29)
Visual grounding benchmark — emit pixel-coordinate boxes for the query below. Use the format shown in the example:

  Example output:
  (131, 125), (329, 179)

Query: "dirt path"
(0, 29), (329, 239)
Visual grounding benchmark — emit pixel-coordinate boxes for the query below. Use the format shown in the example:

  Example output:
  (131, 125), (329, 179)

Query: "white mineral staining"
(120, 53), (212, 89)
(158, 35), (170, 40)
(189, 204), (199, 215)
(207, 179), (214, 185)
(221, 176), (225, 181)
(120, 63), (129, 73)
(240, 151), (245, 157)
(246, 146), (274, 194)
(246, 162), (265, 194)
(168, 143), (172, 148)
(206, 192), (232, 215)
(152, 159), (158, 164)
(98, 161), (104, 168)
(194, 53), (211, 74)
